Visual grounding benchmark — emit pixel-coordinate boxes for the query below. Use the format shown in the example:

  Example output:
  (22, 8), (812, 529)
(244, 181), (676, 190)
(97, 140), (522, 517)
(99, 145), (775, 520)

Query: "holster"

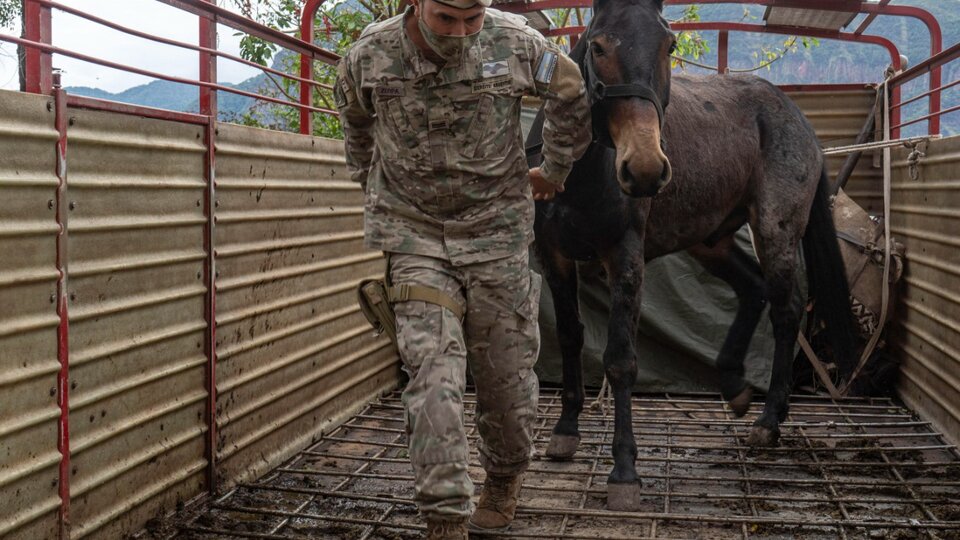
(356, 257), (465, 345)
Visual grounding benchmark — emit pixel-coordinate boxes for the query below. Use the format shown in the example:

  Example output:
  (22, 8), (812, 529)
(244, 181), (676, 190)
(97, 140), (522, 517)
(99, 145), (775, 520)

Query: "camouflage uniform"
(335, 6), (590, 520)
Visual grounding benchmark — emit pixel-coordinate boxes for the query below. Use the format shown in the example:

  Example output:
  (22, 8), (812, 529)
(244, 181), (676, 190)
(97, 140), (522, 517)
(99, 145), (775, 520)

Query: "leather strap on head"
(583, 50), (666, 150)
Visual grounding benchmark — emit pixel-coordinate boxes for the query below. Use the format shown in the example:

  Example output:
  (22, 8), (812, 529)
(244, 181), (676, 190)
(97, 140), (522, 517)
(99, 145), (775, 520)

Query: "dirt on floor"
(141, 390), (960, 540)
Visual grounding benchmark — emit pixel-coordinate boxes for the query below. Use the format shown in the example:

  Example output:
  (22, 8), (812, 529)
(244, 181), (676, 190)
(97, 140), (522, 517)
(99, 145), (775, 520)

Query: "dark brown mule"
(527, 0), (856, 510)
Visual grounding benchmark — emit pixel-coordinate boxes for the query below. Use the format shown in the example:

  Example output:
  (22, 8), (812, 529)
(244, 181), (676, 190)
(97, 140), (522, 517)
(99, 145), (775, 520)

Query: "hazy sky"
(0, 0), (263, 92)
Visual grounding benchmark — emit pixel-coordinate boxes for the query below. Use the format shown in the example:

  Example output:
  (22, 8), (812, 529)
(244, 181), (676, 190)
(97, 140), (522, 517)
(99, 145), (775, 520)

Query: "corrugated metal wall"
(786, 88), (884, 212)
(889, 135), (960, 447)
(213, 123), (397, 486)
(0, 92), (61, 540)
(0, 89), (399, 539)
(65, 108), (210, 539)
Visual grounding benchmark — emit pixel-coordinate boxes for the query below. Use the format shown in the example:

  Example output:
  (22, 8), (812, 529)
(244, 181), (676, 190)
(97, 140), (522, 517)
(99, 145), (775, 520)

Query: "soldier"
(335, 0), (590, 536)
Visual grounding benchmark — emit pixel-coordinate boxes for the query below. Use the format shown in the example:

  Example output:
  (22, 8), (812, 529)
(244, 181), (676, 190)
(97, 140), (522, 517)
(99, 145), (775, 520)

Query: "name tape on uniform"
(472, 75), (512, 93)
(375, 85), (405, 97)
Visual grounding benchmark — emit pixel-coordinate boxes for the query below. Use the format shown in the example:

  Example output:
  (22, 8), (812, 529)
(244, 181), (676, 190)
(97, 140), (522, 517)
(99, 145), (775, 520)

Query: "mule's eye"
(668, 42), (677, 55)
(591, 42), (605, 57)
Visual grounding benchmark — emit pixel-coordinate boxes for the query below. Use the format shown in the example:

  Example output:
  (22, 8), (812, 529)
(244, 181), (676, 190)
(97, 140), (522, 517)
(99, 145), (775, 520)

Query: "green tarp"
(532, 220), (807, 394)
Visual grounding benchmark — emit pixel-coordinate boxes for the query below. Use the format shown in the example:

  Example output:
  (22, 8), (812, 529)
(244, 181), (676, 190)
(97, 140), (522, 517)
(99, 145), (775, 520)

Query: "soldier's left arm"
(529, 38), (592, 187)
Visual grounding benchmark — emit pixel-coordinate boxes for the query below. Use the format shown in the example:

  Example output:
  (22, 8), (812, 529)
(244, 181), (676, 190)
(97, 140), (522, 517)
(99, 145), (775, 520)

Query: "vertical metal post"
(300, 0), (324, 135)
(52, 71), (71, 540)
(199, 2), (218, 118)
(23, 0), (53, 94)
(718, 31), (729, 74)
(890, 84), (902, 140)
(199, 0), (219, 493)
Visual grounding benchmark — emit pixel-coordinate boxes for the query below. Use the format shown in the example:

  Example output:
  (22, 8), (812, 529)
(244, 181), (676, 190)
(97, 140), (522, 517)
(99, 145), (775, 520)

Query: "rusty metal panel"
(0, 89), (61, 540)
(889, 135), (960, 448)
(786, 88), (883, 212)
(765, 7), (857, 31)
(64, 108), (209, 539)
(214, 123), (399, 486)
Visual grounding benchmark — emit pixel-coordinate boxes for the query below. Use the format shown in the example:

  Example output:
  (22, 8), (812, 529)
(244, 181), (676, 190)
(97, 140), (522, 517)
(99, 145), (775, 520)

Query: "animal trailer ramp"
(164, 389), (960, 540)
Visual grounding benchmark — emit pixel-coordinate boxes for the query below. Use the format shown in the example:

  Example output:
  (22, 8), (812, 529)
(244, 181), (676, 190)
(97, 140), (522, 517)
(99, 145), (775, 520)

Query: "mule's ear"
(652, 0), (665, 11)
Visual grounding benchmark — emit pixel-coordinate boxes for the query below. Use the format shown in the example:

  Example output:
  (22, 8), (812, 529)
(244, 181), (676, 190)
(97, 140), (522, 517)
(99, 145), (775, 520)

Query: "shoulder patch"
(482, 61), (510, 78)
(535, 50), (558, 85)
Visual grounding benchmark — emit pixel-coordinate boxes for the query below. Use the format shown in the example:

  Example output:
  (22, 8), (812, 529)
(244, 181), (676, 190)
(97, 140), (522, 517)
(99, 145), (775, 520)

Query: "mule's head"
(584, 0), (674, 197)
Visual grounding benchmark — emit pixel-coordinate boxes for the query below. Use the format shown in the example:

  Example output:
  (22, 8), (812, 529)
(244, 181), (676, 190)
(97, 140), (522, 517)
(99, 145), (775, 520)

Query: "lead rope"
(589, 376), (612, 417)
(841, 78), (893, 394)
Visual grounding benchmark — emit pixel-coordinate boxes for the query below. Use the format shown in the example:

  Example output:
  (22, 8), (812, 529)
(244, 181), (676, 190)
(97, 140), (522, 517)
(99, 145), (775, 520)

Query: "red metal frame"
(717, 30), (728, 74)
(778, 83), (872, 93)
(53, 72), (71, 540)
(889, 42), (960, 135)
(494, 0), (945, 135)
(36, 1), (332, 95)
(157, 0), (339, 64)
(301, 0), (325, 134)
(23, 0), (52, 94)
(0, 34), (338, 116)
(199, 0), (219, 496)
(65, 95), (210, 125)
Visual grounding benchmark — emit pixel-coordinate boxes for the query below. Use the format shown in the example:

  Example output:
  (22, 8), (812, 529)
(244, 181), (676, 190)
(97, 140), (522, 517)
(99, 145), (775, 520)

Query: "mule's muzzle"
(618, 153), (672, 198)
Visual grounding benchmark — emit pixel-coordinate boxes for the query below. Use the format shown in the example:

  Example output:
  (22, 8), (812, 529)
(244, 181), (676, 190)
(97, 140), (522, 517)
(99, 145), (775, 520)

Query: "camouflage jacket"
(335, 7), (591, 265)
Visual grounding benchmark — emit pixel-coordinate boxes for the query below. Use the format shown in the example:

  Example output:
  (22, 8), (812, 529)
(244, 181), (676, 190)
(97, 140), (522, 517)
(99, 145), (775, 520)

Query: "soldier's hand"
(529, 167), (564, 201)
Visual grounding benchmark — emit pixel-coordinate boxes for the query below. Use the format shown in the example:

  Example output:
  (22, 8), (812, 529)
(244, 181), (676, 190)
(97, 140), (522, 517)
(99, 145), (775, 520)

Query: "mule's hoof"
(545, 434), (580, 460)
(728, 386), (753, 418)
(606, 481), (643, 511)
(746, 425), (780, 447)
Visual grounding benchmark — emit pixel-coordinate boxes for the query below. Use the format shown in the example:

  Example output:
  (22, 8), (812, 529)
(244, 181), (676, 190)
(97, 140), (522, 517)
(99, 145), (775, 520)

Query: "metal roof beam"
(855, 0), (892, 35)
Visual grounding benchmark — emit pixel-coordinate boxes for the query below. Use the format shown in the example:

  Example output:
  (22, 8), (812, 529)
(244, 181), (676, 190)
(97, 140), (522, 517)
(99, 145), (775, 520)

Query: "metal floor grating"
(170, 389), (960, 539)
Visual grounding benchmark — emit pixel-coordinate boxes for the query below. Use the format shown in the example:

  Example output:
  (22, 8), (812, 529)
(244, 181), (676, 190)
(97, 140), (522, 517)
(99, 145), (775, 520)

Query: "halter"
(583, 45), (667, 151)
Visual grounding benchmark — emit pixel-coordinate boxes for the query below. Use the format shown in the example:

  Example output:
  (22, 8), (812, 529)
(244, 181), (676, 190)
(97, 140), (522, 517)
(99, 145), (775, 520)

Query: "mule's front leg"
(541, 252), (585, 460)
(602, 237), (645, 511)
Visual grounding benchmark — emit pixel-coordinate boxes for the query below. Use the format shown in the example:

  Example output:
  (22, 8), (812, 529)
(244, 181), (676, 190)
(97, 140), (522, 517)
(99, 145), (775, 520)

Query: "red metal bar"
(892, 78), (960, 112)
(300, 0), (325, 135)
(66, 95), (210, 124)
(718, 30), (728, 74)
(156, 0), (340, 65)
(202, 121), (218, 494)
(0, 34), (338, 116)
(778, 83), (871, 92)
(52, 73), (70, 540)
(672, 1), (943, 134)
(199, 0), (217, 118)
(35, 0), (331, 93)
(545, 22), (901, 73)
(891, 103), (960, 132)
(23, 0), (52, 94)
(677, 23), (900, 70)
(199, 0), (218, 496)
(889, 42), (960, 89)
(888, 42), (959, 137)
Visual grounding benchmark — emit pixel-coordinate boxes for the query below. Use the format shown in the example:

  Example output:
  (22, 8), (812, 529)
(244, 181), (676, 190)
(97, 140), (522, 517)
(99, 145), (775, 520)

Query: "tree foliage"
(0, 0), (18, 29)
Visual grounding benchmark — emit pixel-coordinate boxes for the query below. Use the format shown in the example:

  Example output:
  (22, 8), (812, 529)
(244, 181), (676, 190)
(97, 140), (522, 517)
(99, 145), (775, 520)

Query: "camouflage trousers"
(389, 250), (542, 520)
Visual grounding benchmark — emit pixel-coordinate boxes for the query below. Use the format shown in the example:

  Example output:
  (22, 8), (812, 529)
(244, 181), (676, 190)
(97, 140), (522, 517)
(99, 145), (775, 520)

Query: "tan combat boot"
(425, 518), (469, 540)
(469, 473), (524, 531)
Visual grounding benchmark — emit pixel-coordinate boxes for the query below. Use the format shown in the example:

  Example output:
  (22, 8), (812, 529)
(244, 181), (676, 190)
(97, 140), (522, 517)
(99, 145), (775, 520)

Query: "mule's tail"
(802, 168), (857, 378)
